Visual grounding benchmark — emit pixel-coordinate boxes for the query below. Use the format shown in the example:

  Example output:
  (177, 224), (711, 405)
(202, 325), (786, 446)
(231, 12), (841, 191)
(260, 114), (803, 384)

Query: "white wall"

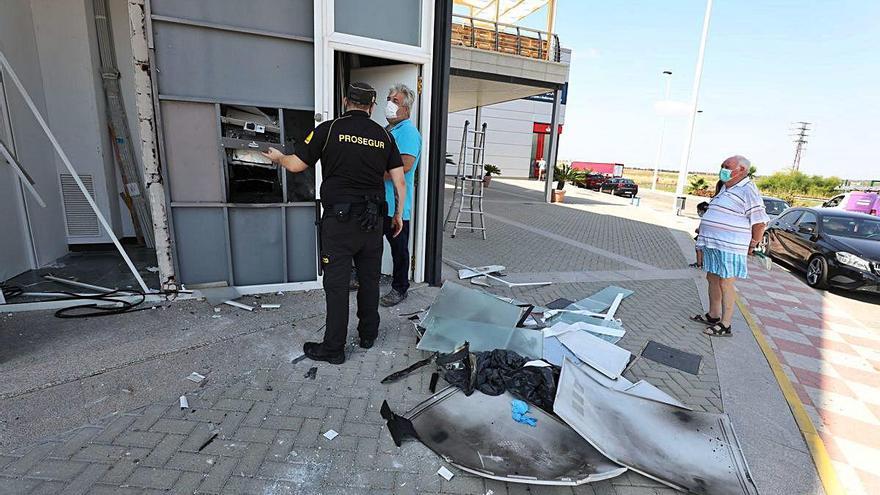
(31, 0), (123, 243)
(446, 97), (566, 178)
(0, 0), (68, 272)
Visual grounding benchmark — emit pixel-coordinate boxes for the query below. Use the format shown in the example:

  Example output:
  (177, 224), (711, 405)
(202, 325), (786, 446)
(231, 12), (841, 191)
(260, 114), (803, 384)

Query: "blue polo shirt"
(385, 119), (421, 220)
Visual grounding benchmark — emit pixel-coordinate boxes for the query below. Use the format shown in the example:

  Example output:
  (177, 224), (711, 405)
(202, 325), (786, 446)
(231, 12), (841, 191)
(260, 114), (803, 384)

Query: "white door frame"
(314, 0), (435, 284)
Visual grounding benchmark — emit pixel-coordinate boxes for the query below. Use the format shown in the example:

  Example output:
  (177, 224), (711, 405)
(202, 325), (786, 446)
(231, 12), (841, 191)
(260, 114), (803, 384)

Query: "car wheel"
(805, 256), (829, 289)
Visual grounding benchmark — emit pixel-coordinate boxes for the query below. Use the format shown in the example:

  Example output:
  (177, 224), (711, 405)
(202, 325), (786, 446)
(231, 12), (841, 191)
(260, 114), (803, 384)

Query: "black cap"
(347, 81), (377, 105)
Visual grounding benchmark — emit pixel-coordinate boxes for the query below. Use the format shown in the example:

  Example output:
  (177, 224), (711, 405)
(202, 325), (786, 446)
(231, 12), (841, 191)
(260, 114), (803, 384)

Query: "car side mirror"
(797, 224), (815, 235)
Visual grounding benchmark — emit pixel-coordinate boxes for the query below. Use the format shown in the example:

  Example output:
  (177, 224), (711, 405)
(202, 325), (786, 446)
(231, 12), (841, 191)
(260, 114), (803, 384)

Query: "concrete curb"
(735, 297), (846, 495)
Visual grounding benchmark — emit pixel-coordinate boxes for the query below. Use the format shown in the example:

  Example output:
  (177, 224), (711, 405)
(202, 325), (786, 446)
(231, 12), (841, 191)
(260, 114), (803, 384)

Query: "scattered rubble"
(380, 282), (757, 494)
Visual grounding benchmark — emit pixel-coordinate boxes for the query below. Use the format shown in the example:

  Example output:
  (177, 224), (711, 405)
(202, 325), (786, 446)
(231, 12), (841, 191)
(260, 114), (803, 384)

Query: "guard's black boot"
(303, 342), (345, 365)
(379, 289), (407, 307)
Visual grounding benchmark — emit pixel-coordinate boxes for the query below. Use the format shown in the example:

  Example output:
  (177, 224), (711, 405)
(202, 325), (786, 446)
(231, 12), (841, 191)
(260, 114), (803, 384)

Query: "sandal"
(703, 323), (732, 337)
(689, 313), (720, 324)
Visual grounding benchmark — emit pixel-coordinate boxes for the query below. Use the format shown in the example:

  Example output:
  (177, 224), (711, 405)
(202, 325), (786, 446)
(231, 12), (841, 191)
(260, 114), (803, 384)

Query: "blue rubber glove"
(511, 399), (537, 427)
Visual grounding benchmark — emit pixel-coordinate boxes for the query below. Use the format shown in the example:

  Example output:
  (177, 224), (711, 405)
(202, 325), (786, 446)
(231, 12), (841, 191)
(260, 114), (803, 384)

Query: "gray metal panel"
(160, 101), (223, 202)
(150, 0), (313, 38)
(335, 0), (421, 46)
(554, 359), (759, 495)
(405, 387), (627, 485)
(285, 206), (317, 282)
(229, 208), (284, 286)
(152, 22), (314, 108)
(171, 207), (229, 284)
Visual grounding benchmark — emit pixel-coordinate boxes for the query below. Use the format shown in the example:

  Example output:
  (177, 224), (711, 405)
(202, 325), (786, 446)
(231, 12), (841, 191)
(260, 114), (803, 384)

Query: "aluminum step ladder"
(444, 121), (488, 239)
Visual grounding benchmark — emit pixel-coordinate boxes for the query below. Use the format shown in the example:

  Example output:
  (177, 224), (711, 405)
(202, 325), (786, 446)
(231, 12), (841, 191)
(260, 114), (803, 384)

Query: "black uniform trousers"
(320, 211), (383, 353)
(383, 216), (410, 295)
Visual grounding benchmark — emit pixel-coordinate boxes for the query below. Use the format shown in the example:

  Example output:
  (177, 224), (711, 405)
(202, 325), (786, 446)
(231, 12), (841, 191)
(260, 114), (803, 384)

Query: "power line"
(790, 121), (812, 172)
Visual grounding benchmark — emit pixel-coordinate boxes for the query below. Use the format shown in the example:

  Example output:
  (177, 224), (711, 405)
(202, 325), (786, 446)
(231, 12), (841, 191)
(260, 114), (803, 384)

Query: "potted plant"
(551, 164), (581, 203)
(483, 164), (501, 186)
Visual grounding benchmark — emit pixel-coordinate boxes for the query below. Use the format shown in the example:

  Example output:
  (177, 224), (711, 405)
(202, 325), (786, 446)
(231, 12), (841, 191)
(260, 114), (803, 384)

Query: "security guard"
(263, 82), (406, 365)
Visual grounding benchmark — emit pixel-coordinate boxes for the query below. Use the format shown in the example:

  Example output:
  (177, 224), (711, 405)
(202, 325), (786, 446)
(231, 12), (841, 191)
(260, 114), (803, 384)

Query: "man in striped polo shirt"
(691, 155), (769, 336)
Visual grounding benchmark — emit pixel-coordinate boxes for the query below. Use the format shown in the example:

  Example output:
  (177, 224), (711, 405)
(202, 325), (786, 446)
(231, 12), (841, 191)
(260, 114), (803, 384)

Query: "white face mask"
(384, 100), (400, 121)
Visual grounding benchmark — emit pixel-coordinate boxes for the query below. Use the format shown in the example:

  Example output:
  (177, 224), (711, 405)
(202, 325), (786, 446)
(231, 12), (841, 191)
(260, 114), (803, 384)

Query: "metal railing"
(451, 14), (562, 62)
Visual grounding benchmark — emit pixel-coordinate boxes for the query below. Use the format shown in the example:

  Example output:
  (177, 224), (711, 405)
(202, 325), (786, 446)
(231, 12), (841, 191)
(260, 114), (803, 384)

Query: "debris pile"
(381, 282), (758, 494)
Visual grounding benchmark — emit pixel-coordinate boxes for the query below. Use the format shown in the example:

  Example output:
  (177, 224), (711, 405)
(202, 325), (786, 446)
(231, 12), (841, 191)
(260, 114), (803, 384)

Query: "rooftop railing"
(451, 14), (562, 62)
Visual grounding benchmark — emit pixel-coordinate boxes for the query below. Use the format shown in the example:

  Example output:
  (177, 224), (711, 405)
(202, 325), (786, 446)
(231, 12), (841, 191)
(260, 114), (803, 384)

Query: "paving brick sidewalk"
(0, 179), (787, 494)
(738, 258), (880, 495)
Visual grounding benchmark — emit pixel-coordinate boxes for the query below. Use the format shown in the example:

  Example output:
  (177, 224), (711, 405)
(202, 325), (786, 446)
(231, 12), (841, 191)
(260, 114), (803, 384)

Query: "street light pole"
(651, 70), (673, 190)
(674, 0), (713, 215)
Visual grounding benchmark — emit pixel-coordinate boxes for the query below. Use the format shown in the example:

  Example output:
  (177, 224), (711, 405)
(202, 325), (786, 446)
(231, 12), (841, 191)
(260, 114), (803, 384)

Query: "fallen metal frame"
(0, 138), (45, 207)
(443, 258), (551, 288)
(0, 48), (150, 294)
(397, 386), (627, 486)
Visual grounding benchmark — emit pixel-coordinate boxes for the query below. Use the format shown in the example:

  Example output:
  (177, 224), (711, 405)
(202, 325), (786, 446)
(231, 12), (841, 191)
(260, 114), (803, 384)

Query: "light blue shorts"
(702, 247), (748, 279)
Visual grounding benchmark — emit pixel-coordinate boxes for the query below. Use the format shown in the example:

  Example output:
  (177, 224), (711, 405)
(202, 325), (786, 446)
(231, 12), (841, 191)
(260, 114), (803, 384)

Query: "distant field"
(624, 168), (717, 194)
(624, 168), (830, 206)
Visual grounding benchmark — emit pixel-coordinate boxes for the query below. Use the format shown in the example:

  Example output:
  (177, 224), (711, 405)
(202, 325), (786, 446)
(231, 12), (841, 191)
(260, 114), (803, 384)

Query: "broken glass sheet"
(556, 331), (631, 379)
(567, 286), (634, 313)
(554, 359), (759, 495)
(424, 282), (524, 328)
(417, 317), (543, 360)
(405, 387), (627, 486)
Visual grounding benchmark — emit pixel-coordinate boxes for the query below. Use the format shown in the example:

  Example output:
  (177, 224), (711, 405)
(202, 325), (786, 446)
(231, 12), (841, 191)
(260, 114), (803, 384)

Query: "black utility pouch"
(332, 203), (351, 222)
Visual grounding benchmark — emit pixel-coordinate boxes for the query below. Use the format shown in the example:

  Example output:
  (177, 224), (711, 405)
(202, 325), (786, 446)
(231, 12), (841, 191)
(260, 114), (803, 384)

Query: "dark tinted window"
(776, 210), (802, 226)
(620, 179), (635, 184)
(763, 199), (789, 215)
(821, 216), (880, 239)
(796, 212), (818, 231)
(825, 195), (843, 207)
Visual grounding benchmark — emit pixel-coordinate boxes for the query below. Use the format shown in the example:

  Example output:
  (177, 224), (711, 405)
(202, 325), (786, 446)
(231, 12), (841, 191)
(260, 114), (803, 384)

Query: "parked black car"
(761, 196), (790, 221)
(599, 178), (639, 197)
(762, 207), (880, 291)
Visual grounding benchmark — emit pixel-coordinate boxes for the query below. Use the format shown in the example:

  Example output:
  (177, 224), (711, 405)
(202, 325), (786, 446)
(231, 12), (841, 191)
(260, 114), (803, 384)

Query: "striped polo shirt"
(696, 177), (770, 256)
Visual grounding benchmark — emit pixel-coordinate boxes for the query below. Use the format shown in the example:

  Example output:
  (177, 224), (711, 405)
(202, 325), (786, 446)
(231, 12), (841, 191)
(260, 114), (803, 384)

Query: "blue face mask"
(719, 168), (733, 182)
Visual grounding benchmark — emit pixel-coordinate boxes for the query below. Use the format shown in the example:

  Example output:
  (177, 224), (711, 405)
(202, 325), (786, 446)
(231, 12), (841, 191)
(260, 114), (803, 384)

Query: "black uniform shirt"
(294, 110), (403, 205)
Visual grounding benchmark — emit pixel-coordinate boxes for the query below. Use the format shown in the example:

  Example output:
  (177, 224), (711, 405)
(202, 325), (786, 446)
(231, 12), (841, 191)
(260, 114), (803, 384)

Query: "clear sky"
(539, 0), (879, 179)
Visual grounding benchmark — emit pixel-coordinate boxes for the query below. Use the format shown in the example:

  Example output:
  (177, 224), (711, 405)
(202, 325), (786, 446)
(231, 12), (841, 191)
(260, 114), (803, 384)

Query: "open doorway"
(334, 52), (422, 279)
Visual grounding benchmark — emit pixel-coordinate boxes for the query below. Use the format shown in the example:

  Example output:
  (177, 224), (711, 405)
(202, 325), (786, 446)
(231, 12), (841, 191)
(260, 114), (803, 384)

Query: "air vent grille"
(60, 173), (100, 236)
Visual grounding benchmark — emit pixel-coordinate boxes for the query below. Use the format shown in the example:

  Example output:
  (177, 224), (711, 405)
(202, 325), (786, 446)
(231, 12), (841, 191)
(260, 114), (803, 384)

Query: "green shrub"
(687, 177), (709, 194)
(755, 170), (841, 201)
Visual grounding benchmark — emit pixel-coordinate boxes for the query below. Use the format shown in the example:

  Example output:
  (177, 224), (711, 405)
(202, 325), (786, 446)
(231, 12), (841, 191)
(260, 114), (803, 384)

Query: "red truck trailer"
(571, 161), (624, 177)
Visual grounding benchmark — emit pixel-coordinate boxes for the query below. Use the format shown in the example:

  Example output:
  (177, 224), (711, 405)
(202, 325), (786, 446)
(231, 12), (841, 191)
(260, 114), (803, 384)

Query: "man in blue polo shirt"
(380, 83), (421, 307)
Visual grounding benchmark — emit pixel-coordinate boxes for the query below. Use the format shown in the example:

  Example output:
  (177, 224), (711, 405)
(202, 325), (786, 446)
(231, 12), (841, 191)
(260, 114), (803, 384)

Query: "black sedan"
(761, 207), (880, 291)
(598, 178), (639, 197)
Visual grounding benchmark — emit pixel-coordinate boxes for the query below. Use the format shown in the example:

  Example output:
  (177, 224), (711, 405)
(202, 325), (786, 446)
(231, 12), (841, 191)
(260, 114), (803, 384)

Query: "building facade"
(1, 0), (569, 304)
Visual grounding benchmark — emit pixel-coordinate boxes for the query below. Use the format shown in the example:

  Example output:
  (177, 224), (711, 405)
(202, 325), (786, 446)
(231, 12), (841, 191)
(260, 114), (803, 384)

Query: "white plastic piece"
(437, 466), (455, 481)
(524, 360), (552, 368)
(604, 293), (624, 320)
(224, 300), (255, 311)
(186, 372), (206, 383)
(557, 331), (631, 379)
(542, 322), (575, 338)
(322, 429), (338, 440)
(179, 395), (189, 409)
(260, 304), (281, 309)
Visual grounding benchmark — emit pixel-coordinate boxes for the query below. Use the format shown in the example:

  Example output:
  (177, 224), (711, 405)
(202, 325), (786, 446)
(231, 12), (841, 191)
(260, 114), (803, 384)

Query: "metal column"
(425, 0), (453, 286)
(544, 88), (561, 203)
